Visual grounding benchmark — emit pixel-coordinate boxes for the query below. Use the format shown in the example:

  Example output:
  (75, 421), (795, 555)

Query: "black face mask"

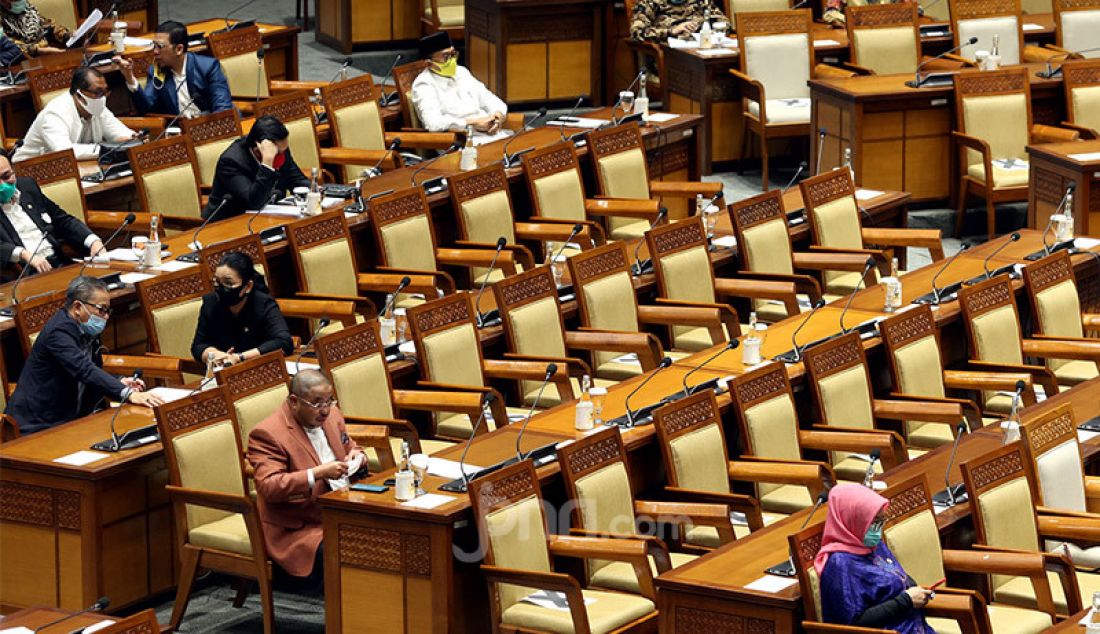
(215, 283), (246, 306)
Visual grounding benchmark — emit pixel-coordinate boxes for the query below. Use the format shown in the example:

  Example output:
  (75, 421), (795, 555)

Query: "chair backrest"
(736, 10), (813, 101)
(647, 217), (718, 305)
(26, 63), (74, 110)
(953, 68), (1032, 169)
(846, 3), (921, 75)
(179, 109), (244, 187)
(366, 186), (440, 271)
(557, 426), (637, 581)
(95, 608), (161, 634)
(135, 267), (211, 359)
(493, 265), (569, 360)
(407, 292), (485, 388)
(958, 273), (1024, 367)
(254, 92), (320, 173)
(315, 319), (397, 421)
(206, 25), (270, 99)
(950, 0), (1024, 63)
(522, 141), (588, 224)
(34, 0), (78, 30)
(286, 211), (360, 297)
(880, 475), (947, 586)
(730, 0), (790, 17)
(1020, 402), (1087, 512)
(961, 442), (1042, 554)
(197, 233), (274, 294)
(1023, 250), (1087, 374)
(799, 169), (873, 290)
(13, 289), (66, 356)
(1053, 0), (1100, 56)
(448, 163), (518, 246)
(12, 148), (87, 224)
(155, 387), (247, 538)
(567, 242), (641, 369)
(788, 520), (827, 621)
(803, 333), (877, 466)
(216, 350), (290, 447)
(879, 304), (948, 404)
(468, 459), (552, 614)
(587, 123), (652, 237)
(652, 389), (732, 495)
(129, 136), (203, 220)
(1063, 59), (1100, 135)
(394, 60), (431, 129)
(322, 74), (386, 152)
(730, 189), (797, 316)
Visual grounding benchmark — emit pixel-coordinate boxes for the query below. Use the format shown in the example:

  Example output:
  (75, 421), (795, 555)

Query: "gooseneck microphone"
(557, 96), (587, 141)
(475, 237), (508, 328)
(907, 37), (979, 88)
(927, 242), (972, 305)
(222, 0), (258, 29)
(254, 48), (265, 105)
(293, 318), (331, 372)
(632, 207), (668, 275)
(814, 128), (827, 175)
(191, 195), (232, 252)
(410, 139), (464, 187)
(861, 448), (881, 487)
(839, 258), (877, 334)
(551, 224), (584, 263)
(782, 161), (808, 194)
(11, 230), (55, 305)
(107, 369), (143, 450)
(329, 56), (353, 83)
(79, 211), (136, 277)
(514, 363), (557, 460)
(378, 53), (403, 106)
(932, 422), (969, 507)
(622, 357), (673, 427)
(32, 597), (110, 632)
(783, 299), (827, 363)
(455, 392), (495, 490)
(362, 137), (402, 179)
(981, 232), (1020, 279)
(681, 340), (739, 397)
(380, 276), (411, 317)
(1038, 47), (1100, 78)
(501, 107), (548, 168)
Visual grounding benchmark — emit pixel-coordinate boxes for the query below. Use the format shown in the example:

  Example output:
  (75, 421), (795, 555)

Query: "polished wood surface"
(0, 606), (119, 632)
(315, 0), (421, 53)
(1028, 139), (1100, 236)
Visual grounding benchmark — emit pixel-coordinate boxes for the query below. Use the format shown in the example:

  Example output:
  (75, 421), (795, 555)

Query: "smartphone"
(350, 483), (389, 493)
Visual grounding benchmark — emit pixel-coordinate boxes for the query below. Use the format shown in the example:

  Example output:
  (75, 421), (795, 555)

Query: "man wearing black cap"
(411, 32), (508, 144)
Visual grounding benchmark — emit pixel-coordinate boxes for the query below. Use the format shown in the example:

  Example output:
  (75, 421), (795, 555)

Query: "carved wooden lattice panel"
(1026, 252), (1073, 292)
(208, 26), (263, 60)
(738, 11), (808, 35)
(880, 306), (935, 349)
(953, 0), (1017, 19)
(969, 449), (1025, 491)
(589, 126), (640, 158)
(255, 93), (313, 124)
(960, 278), (1014, 316)
(733, 194), (784, 230)
(200, 238), (264, 275)
(143, 271), (207, 308)
(339, 524), (402, 573)
(292, 214), (346, 247)
(319, 324), (381, 365)
(372, 189), (428, 225)
(497, 270), (556, 308)
(572, 246), (627, 282)
(18, 296), (66, 336)
(804, 336), (862, 378)
(658, 396), (717, 436)
(220, 359), (286, 397)
(563, 433), (621, 477)
(15, 153), (77, 185)
(185, 111), (243, 144)
(674, 606), (776, 633)
(325, 75), (375, 111)
(883, 480), (930, 523)
(451, 168), (507, 203)
(1025, 405), (1077, 457)
(802, 171), (851, 207)
(525, 146), (577, 179)
(849, 3), (915, 26)
(162, 392), (232, 433)
(475, 466), (537, 510)
(413, 296), (471, 334)
(652, 220), (706, 255)
(956, 69), (1028, 96)
(733, 366), (787, 407)
(132, 139), (192, 171)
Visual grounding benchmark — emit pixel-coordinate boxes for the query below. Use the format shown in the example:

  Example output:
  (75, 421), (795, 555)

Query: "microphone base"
(420, 176), (447, 195)
(176, 251), (201, 263)
(476, 310), (502, 329)
(912, 282), (963, 306)
(931, 484), (967, 508)
(764, 560), (797, 578)
(1024, 240), (1074, 261)
(662, 378), (725, 404)
(379, 92), (401, 107)
(259, 226), (287, 245)
(962, 264), (1017, 287)
(438, 460), (511, 493)
(507, 442), (559, 468)
(607, 403), (661, 428)
(775, 321), (879, 363)
(632, 259), (654, 276)
(905, 73), (954, 89)
(91, 424), (159, 452)
(1078, 415), (1100, 432)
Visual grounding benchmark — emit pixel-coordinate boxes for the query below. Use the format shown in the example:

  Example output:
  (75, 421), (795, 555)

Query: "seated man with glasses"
(12, 66), (137, 162)
(247, 369), (366, 594)
(6, 276), (164, 435)
(117, 20), (233, 117)
(411, 31), (509, 144)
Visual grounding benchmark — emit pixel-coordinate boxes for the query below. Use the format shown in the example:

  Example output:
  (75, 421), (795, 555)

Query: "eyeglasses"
(436, 49), (458, 61)
(299, 397), (337, 410)
(85, 302), (112, 316)
(152, 41), (171, 51)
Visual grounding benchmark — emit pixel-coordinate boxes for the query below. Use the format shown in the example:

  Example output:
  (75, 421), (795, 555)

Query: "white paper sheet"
(1022, 23), (1043, 31)
(398, 340), (416, 355)
(712, 235), (738, 247)
(400, 493), (457, 509)
(82, 620), (116, 633)
(54, 450), (110, 466)
(814, 39), (842, 47)
(1075, 237), (1100, 249)
(1069, 151), (1100, 162)
(667, 37), (700, 49)
(0, 627), (35, 634)
(745, 575), (799, 592)
(147, 386), (194, 404)
(696, 48), (737, 56)
(285, 360), (319, 375)
(1078, 430), (1100, 443)
(426, 457), (483, 480)
(992, 158), (1028, 171)
(608, 352), (641, 366)
(545, 117), (608, 129)
(119, 272), (154, 285)
(255, 205), (304, 218)
(124, 37), (153, 48)
(1077, 606), (1097, 626)
(855, 189), (884, 201)
(645, 112), (680, 123)
(150, 260), (196, 272)
(65, 8), (103, 46)
(520, 590), (596, 610)
(0, 316), (12, 324)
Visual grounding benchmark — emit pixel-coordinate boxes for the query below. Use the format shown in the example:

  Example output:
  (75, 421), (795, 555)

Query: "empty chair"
(1021, 250), (1100, 386)
(1063, 59), (1100, 138)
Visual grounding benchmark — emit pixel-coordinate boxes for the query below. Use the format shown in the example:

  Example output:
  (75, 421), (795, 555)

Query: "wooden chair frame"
(1022, 250), (1100, 340)
(216, 349), (291, 443)
(1053, 0), (1100, 53)
(178, 108), (244, 188)
(393, 60), (431, 131)
(1062, 59), (1100, 138)
(26, 63), (77, 110)
(95, 608), (161, 634)
(844, 3), (921, 74)
(1019, 402), (1100, 513)
(128, 135), (205, 227)
(282, 209), (392, 310)
(206, 25), (270, 101)
(134, 267), (210, 373)
(949, 0), (1026, 63)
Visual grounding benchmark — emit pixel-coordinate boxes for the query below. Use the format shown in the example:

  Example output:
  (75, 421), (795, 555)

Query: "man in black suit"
(204, 115), (311, 219)
(0, 153), (104, 281)
(7, 276), (164, 435)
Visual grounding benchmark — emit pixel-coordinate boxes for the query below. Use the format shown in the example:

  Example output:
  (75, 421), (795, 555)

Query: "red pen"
(928, 578), (946, 590)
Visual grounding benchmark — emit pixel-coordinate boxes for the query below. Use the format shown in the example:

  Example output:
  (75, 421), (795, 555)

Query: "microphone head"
(1015, 379), (1027, 392)
(124, 212), (136, 224)
(133, 369), (143, 379)
(400, 275), (411, 286)
(572, 223), (583, 234)
(545, 362), (557, 376)
(536, 107), (548, 117)
(957, 422), (968, 434)
(819, 488), (830, 502)
(394, 53), (403, 62)
(256, 48), (265, 59)
(864, 257), (876, 268)
(818, 127), (826, 135)
(391, 137), (402, 149)
(798, 160), (808, 170)
(659, 357), (673, 368)
(483, 392), (496, 405)
(959, 242), (972, 251)
(1009, 232), (1020, 242)
(319, 318), (331, 328)
(813, 299), (827, 309)
(94, 597), (111, 610)
(343, 56), (352, 66)
(1068, 181), (1078, 192)
(869, 448), (881, 461)
(967, 36), (979, 44)
(728, 339), (740, 350)
(496, 236), (508, 248)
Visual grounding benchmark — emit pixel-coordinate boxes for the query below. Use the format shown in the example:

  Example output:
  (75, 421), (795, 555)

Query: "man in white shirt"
(411, 31), (510, 144)
(12, 67), (136, 162)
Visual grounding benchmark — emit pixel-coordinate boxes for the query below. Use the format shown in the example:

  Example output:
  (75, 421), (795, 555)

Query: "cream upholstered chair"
(492, 266), (654, 407)
(368, 186), (520, 293)
(135, 268), (211, 377)
(731, 10), (813, 190)
(407, 292), (570, 440)
(216, 351), (291, 450)
(789, 517), (990, 634)
(557, 426), (731, 593)
(26, 64), (75, 111)
(1022, 251), (1100, 386)
(523, 140), (658, 247)
(800, 168), (945, 295)
(393, 60), (431, 131)
(129, 136), (205, 227)
(949, 0), (1025, 63)
(653, 389), (824, 549)
(468, 459), (659, 634)
(729, 0), (790, 16)
(34, 0), (77, 30)
(567, 242), (727, 380)
(961, 442), (1100, 616)
(647, 217), (800, 350)
(156, 387), (274, 633)
(252, 91), (320, 176)
(803, 333), (969, 473)
(879, 304), (1027, 440)
(206, 26), (271, 101)
(958, 274), (1100, 413)
(1063, 59), (1100, 138)
(845, 3), (923, 75)
(423, 0), (464, 41)
(878, 475), (1056, 634)
(953, 68), (1079, 238)
(1054, 0), (1100, 57)
(179, 109), (243, 190)
(14, 148), (155, 233)
(314, 319), (481, 471)
(1020, 402), (1100, 569)
(586, 122), (723, 239)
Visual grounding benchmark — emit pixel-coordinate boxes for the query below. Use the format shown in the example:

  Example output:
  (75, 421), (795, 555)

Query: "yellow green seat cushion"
(590, 552), (696, 594)
(908, 421), (955, 449)
(1054, 360), (1099, 387)
(500, 588), (654, 634)
(760, 484), (813, 515)
(189, 514), (252, 555)
(608, 219), (651, 242)
(966, 162), (1030, 188)
(436, 407), (530, 439)
(833, 456), (883, 483)
(928, 603), (1051, 634)
(994, 569), (1100, 614)
(685, 511), (786, 548)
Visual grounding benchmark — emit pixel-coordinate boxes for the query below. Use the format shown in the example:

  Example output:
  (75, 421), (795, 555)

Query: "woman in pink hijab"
(816, 484), (934, 633)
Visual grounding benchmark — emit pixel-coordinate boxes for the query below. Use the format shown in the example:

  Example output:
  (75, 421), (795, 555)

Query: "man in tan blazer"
(247, 369), (366, 589)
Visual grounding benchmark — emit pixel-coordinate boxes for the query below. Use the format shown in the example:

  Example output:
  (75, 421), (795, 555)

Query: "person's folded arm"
(247, 425), (312, 502)
(217, 156), (279, 213)
(256, 296), (294, 356)
(47, 326), (128, 403)
(412, 80), (467, 133)
(852, 591), (913, 628)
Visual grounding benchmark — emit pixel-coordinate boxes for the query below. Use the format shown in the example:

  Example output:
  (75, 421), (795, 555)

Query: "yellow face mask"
(432, 57), (457, 78)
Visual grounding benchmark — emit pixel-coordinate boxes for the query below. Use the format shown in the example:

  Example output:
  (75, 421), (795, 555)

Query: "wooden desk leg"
(657, 586), (798, 634)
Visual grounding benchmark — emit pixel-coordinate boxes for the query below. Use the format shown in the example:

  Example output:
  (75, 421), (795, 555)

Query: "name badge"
(41, 213), (51, 224)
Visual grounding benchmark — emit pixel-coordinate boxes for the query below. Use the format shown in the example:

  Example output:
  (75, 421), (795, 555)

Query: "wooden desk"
(1028, 140), (1100, 237)
(314, 0), (420, 53)
(810, 63), (1064, 203)
(465, 0), (612, 107)
(0, 606), (118, 631)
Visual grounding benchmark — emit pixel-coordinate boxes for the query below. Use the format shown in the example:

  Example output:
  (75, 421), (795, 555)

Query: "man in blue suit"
(117, 21), (233, 117)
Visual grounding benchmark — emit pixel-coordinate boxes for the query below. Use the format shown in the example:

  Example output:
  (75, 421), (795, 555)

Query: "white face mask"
(78, 92), (107, 117)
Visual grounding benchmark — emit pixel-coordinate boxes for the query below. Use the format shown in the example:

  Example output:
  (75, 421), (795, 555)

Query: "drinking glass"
(409, 453), (429, 496)
(618, 91), (635, 117)
(292, 186), (310, 212)
(590, 387), (607, 426)
(131, 235), (148, 269)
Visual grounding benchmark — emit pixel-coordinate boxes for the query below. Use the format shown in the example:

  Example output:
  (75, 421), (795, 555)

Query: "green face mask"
(0, 181), (17, 204)
(7, 0), (28, 14)
(432, 57), (457, 78)
(863, 525), (883, 548)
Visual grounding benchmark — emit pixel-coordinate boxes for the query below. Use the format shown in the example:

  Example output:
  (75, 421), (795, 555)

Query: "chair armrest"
(636, 304), (724, 329)
(652, 298), (739, 340)
(840, 61), (875, 75)
(276, 298), (360, 326)
(663, 486), (765, 532)
(731, 271), (823, 305)
(528, 216), (607, 246)
(1022, 336), (1100, 362)
(1086, 477), (1100, 514)
(101, 354), (184, 382)
(942, 369), (1034, 396)
(344, 421), (398, 470)
(566, 329), (663, 371)
(728, 68), (764, 105)
(813, 63), (858, 79)
(962, 361), (1057, 401)
(792, 250), (877, 272)
(871, 398), (964, 425)
(647, 180), (723, 199)
(713, 277), (800, 317)
(922, 591), (989, 632)
(514, 222), (594, 248)
(548, 535), (661, 600)
(1030, 124), (1080, 144)
(1037, 513), (1100, 543)
(453, 241), (535, 270)
(728, 458), (833, 496)
(940, 553), (1059, 618)
(85, 210), (155, 233)
(391, 388), (490, 418)
(1061, 122), (1100, 140)
(952, 131), (992, 170)
(482, 359), (574, 401)
(318, 147), (399, 169)
(886, 392), (981, 433)
(479, 564), (591, 630)
(358, 271), (448, 296)
(804, 624), (897, 634)
(165, 485), (255, 515)
(294, 291), (377, 318)
(384, 131), (456, 150)
(860, 227), (945, 261)
(434, 247), (518, 276)
(1082, 313), (1100, 330)
(633, 499), (737, 545)
(1023, 44), (1065, 64)
(268, 80), (328, 93)
(583, 198), (662, 219)
(802, 426), (907, 470)
(502, 353), (592, 378)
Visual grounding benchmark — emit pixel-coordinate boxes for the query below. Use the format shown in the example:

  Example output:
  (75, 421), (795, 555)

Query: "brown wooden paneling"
(505, 43), (547, 102)
(548, 40), (591, 99)
(865, 139), (905, 191)
(905, 135), (951, 200)
(864, 111), (903, 140)
(0, 524), (56, 607)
